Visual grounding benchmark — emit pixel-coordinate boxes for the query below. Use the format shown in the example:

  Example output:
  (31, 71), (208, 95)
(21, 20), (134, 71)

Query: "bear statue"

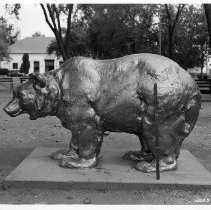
(3, 53), (201, 173)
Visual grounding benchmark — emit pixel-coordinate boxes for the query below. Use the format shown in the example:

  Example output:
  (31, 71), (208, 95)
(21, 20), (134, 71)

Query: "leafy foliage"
(169, 5), (208, 69)
(47, 23), (88, 57)
(79, 4), (159, 59)
(42, 4), (210, 70)
(4, 4), (21, 19)
(0, 39), (9, 61)
(160, 4), (186, 60)
(0, 17), (20, 61)
(32, 32), (45, 37)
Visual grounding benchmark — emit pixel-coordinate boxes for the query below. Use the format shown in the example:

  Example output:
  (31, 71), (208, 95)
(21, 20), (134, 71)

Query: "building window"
(13, 63), (18, 69)
(45, 60), (54, 72)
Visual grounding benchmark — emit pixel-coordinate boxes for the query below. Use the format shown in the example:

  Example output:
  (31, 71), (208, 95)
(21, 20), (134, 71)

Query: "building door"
(34, 61), (40, 73)
(45, 60), (54, 72)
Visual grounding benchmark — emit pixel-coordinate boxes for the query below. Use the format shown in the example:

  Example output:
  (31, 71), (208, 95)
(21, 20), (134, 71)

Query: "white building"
(0, 37), (63, 74)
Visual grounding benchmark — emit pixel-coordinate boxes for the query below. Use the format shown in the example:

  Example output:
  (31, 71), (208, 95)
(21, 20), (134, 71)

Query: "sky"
(0, 4), (55, 39)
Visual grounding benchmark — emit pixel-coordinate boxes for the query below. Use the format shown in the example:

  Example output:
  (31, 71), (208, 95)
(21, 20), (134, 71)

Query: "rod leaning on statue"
(3, 53), (201, 173)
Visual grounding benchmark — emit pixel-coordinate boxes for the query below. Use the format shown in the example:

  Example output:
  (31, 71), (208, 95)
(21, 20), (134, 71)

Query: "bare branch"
(40, 4), (55, 33)
(41, 4), (67, 61)
(52, 4), (62, 37)
(46, 4), (58, 31)
(165, 4), (171, 20)
(50, 4), (67, 59)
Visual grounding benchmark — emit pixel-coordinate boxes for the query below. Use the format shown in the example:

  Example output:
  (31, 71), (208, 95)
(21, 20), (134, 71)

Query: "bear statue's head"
(4, 72), (61, 120)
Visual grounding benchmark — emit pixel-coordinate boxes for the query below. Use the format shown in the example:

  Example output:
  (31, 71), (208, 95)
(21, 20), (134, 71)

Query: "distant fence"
(0, 77), (13, 90)
(20, 76), (29, 84)
(195, 79), (211, 94)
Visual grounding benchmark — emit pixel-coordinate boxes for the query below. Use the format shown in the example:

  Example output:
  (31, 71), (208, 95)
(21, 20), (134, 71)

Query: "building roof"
(9, 37), (55, 54)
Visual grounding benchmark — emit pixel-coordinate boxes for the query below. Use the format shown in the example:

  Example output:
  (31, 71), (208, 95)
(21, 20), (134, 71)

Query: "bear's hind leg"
(135, 130), (184, 173)
(123, 135), (153, 162)
(136, 153), (177, 172)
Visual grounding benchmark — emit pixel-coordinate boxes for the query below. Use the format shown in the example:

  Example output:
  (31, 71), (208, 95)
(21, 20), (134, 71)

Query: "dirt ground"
(0, 82), (211, 205)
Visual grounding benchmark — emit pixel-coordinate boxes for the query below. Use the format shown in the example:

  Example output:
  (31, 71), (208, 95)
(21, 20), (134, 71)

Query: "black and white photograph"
(0, 0), (210, 207)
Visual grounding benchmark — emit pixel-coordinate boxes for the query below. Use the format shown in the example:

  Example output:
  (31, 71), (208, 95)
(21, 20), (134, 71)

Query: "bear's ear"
(29, 73), (46, 88)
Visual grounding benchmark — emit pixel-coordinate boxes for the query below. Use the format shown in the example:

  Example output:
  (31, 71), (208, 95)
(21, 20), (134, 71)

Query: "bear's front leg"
(59, 125), (103, 168)
(51, 132), (79, 161)
(53, 94), (103, 168)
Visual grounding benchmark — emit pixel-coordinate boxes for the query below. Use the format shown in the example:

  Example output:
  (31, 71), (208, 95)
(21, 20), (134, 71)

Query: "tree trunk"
(54, 31), (68, 61)
(204, 4), (211, 49)
(40, 4), (73, 62)
(200, 46), (204, 79)
(168, 27), (174, 59)
(65, 4), (73, 59)
(165, 4), (185, 59)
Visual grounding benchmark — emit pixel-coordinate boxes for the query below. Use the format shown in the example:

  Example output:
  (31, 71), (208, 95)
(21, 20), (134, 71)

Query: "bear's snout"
(3, 98), (22, 117)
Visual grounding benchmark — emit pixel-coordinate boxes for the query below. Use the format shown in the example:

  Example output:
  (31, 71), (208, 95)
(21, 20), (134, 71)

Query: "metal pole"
(154, 83), (160, 180)
(206, 39), (209, 76)
(158, 4), (162, 55)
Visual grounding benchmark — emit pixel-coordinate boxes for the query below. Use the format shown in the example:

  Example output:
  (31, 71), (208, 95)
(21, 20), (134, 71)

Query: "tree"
(20, 53), (30, 74)
(163, 4), (186, 59)
(0, 17), (20, 61)
(0, 4), (21, 61)
(0, 39), (9, 61)
(4, 4), (21, 19)
(40, 4), (74, 61)
(79, 4), (159, 59)
(32, 31), (45, 37)
(0, 17), (19, 45)
(47, 25), (88, 57)
(40, 3), (210, 71)
(204, 4), (211, 49)
(159, 4), (209, 71)
(85, 5), (130, 58)
(171, 5), (208, 70)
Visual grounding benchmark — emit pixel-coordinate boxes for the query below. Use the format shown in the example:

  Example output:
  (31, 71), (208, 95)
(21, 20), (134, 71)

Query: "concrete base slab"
(3, 147), (211, 190)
